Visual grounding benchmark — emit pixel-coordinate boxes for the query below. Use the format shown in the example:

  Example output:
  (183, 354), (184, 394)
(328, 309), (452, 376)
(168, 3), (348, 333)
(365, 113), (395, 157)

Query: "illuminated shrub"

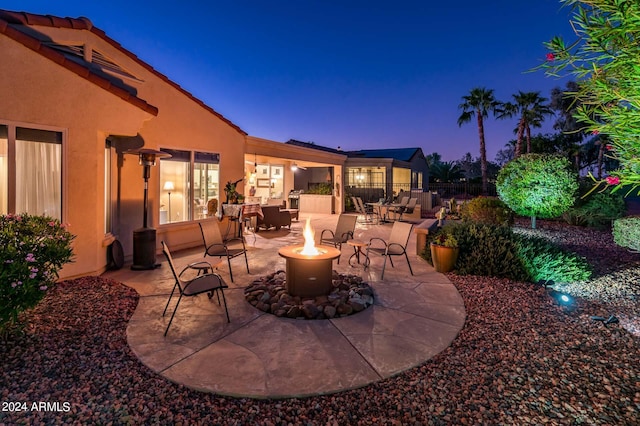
(613, 216), (640, 252)
(563, 191), (626, 228)
(460, 197), (514, 226)
(515, 235), (592, 283)
(420, 221), (591, 283)
(497, 154), (578, 228)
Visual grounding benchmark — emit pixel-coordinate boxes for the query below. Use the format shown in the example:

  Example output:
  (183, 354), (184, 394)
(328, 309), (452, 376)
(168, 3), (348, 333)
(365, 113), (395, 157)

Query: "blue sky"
(5, 1), (575, 161)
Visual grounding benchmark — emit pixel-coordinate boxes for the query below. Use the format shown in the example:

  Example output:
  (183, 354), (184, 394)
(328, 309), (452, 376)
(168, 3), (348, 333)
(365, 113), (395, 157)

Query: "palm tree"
(457, 87), (500, 194)
(430, 161), (463, 182)
(497, 91), (554, 157)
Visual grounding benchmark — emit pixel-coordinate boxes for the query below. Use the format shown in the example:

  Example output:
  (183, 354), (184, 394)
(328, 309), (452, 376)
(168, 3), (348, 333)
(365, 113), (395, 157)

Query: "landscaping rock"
(244, 272), (374, 320)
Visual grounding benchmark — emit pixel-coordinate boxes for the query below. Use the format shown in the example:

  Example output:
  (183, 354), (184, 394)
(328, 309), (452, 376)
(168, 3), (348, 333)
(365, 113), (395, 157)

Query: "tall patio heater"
(125, 148), (171, 270)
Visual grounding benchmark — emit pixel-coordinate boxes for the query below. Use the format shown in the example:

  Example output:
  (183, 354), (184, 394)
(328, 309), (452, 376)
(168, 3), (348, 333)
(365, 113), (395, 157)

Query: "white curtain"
(16, 139), (61, 220)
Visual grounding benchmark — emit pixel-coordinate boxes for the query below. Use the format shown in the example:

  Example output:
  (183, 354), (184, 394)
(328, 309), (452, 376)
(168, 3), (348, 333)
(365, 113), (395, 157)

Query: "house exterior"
(285, 140), (430, 202)
(0, 9), (425, 279)
(0, 9), (352, 279)
(0, 10), (244, 278)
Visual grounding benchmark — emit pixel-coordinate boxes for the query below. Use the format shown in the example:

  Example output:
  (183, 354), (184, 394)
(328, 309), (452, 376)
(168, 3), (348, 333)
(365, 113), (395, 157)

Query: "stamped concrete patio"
(103, 213), (465, 398)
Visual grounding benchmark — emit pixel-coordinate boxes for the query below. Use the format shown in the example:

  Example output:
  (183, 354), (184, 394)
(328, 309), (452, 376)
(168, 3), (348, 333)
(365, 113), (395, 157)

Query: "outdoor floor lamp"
(125, 148), (171, 270)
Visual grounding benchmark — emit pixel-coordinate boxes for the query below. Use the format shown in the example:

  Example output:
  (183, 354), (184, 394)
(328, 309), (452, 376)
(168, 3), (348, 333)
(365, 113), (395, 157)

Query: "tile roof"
(0, 10), (158, 116)
(0, 9), (247, 135)
(285, 139), (344, 154)
(285, 140), (423, 162)
(347, 148), (423, 162)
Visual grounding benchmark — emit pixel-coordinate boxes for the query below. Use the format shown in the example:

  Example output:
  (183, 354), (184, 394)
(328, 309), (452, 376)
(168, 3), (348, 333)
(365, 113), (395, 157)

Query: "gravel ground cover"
(1, 219), (639, 425)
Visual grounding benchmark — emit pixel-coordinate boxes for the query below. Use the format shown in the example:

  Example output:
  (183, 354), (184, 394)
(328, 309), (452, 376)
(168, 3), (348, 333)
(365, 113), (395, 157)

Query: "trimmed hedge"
(497, 154), (578, 228)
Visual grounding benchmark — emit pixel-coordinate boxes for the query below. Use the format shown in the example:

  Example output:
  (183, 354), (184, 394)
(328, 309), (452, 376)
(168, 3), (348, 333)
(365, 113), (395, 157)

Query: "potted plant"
(224, 178), (243, 204)
(429, 230), (459, 273)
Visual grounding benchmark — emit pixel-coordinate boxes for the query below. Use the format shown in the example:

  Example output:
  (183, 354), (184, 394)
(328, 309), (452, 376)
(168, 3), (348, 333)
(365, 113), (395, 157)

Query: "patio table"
(366, 202), (403, 223)
(347, 239), (369, 266)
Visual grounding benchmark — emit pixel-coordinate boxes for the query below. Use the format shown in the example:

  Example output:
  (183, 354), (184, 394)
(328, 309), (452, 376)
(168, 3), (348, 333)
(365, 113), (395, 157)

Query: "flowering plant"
(432, 231), (458, 248)
(1, 214), (75, 336)
(537, 0), (640, 196)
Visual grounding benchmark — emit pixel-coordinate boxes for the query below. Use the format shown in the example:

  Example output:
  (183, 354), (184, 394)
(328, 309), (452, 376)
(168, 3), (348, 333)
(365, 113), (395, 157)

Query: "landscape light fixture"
(125, 148), (171, 270)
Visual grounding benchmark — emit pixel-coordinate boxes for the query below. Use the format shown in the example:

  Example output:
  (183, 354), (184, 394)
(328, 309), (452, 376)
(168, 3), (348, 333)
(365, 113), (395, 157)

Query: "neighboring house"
(0, 9), (347, 278)
(285, 140), (430, 202)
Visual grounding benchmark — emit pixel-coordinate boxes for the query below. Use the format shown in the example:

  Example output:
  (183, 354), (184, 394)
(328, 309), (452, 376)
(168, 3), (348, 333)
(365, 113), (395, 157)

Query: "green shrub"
(0, 214), (75, 335)
(420, 221), (592, 283)
(613, 216), (640, 252)
(460, 197), (514, 226)
(562, 191), (626, 228)
(497, 154), (578, 228)
(515, 235), (592, 283)
(307, 183), (332, 195)
(421, 222), (528, 280)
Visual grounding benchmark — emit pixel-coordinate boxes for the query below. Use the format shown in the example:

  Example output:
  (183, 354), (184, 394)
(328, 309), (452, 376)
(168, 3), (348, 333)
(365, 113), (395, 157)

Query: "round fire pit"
(278, 245), (341, 298)
(244, 271), (374, 320)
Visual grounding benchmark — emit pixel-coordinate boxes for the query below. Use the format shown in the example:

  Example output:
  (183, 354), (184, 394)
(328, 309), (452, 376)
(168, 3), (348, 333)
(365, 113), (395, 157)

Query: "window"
(346, 167), (385, 188)
(194, 152), (219, 218)
(159, 149), (219, 224)
(392, 167), (411, 192)
(0, 124), (63, 219)
(253, 163), (283, 202)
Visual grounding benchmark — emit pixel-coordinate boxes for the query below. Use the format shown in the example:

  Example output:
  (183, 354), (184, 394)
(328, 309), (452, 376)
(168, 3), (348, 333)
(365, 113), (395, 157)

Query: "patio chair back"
(397, 196), (409, 207)
(351, 196), (362, 214)
(365, 221), (414, 279)
(398, 198), (418, 221)
(388, 221), (413, 253)
(199, 218), (250, 282)
(356, 197), (376, 223)
(161, 241), (230, 336)
(320, 214), (357, 264)
(334, 214), (358, 243)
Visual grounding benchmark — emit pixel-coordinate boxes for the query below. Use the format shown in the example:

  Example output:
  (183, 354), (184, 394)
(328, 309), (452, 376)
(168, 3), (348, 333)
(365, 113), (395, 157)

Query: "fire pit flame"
(299, 217), (320, 255)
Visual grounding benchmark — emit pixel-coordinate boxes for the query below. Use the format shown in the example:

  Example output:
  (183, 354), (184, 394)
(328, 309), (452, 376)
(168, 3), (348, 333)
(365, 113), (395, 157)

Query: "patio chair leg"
(227, 256), (234, 282)
(164, 293), (183, 336)
(243, 250), (250, 274)
(336, 243), (341, 264)
(219, 288), (231, 323)
(381, 255), (388, 280)
(405, 253), (414, 275)
(208, 288), (222, 305)
(364, 247), (371, 270)
(162, 283), (179, 316)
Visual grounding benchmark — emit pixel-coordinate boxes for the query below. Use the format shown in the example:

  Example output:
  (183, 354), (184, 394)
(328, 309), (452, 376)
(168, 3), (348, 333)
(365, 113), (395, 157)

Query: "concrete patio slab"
(103, 213), (466, 398)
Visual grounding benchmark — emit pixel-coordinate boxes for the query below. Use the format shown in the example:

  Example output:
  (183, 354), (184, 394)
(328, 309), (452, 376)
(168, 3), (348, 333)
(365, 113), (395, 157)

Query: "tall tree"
(457, 87), (500, 194)
(497, 91), (554, 157)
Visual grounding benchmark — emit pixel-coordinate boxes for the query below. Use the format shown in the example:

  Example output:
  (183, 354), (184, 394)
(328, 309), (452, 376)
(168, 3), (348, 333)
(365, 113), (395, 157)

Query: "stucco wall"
(1, 24), (246, 277)
(0, 35), (153, 278)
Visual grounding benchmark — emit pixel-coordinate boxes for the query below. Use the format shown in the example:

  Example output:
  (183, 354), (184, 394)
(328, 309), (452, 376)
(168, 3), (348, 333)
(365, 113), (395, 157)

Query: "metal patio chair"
(161, 241), (230, 336)
(199, 218), (250, 282)
(320, 214), (357, 264)
(365, 221), (414, 279)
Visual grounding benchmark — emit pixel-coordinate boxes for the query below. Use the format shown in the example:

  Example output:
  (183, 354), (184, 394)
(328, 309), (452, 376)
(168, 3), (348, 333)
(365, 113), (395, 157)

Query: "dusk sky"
(6, 1), (575, 162)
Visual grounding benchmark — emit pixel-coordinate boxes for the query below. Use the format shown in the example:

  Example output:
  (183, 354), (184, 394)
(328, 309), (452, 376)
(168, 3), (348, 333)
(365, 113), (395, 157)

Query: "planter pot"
(430, 243), (459, 273)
